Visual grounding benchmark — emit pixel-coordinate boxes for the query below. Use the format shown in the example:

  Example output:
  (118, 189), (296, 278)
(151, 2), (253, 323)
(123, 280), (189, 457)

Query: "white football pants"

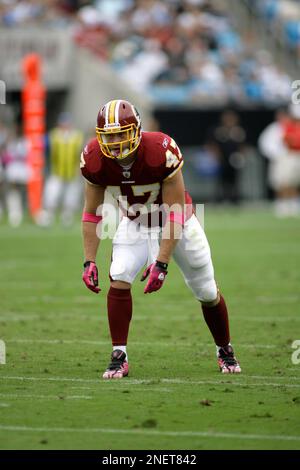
(110, 214), (218, 303)
(268, 150), (300, 190)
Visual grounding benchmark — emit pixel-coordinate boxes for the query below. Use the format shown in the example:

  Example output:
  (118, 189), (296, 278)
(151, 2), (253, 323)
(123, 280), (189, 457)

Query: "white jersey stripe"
(131, 104), (136, 120)
(105, 101), (112, 127)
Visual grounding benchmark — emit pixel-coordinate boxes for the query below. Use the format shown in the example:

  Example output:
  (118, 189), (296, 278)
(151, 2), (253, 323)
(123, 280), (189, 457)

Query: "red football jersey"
(80, 131), (193, 224)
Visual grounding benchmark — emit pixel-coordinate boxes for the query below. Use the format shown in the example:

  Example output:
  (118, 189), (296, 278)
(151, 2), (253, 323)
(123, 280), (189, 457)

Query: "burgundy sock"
(201, 295), (230, 347)
(107, 287), (132, 346)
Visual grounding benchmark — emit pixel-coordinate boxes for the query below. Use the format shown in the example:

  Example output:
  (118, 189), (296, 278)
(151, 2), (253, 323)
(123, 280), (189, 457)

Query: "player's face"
(103, 131), (128, 143)
(101, 130), (131, 158)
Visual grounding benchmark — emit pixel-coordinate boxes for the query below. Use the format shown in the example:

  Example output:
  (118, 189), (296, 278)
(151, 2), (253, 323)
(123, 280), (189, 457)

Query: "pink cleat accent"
(217, 345), (241, 374)
(102, 350), (129, 379)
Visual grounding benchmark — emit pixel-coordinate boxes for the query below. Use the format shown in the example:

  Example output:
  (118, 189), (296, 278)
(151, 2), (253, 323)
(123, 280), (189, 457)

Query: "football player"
(81, 99), (241, 379)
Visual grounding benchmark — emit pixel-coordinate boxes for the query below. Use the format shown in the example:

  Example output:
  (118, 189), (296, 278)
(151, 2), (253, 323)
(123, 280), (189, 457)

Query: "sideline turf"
(0, 208), (299, 450)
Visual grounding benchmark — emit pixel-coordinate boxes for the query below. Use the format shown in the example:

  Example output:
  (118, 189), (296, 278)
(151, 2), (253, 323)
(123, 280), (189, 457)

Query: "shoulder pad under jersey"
(80, 138), (105, 186)
(141, 131), (184, 180)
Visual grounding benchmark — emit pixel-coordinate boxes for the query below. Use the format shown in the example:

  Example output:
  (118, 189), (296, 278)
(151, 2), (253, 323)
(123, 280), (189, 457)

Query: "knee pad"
(185, 277), (218, 303)
(110, 259), (132, 284)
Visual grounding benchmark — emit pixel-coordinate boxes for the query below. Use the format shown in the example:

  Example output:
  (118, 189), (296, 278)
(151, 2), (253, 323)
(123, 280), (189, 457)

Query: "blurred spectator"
(0, 1), (293, 106)
(0, 0), (86, 27)
(192, 146), (220, 179)
(36, 112), (84, 226)
(1, 0), (43, 26)
(259, 104), (300, 217)
(58, 1), (88, 14)
(0, 158), (4, 220)
(2, 125), (30, 227)
(206, 110), (247, 203)
(246, 0), (300, 61)
(255, 50), (291, 103)
(121, 38), (169, 93)
(72, 0), (293, 105)
(0, 119), (9, 221)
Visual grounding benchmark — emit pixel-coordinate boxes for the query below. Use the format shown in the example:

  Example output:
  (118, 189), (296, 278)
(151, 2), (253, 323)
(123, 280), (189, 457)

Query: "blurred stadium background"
(0, 0), (300, 223)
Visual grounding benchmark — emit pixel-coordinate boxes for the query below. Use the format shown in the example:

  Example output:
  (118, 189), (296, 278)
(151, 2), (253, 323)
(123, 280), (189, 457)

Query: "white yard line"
(4, 339), (126, 345)
(242, 317), (300, 322)
(3, 338), (125, 346)
(4, 338), (279, 349)
(0, 281), (77, 288)
(0, 315), (40, 322)
(0, 424), (299, 442)
(0, 377), (172, 394)
(2, 314), (299, 324)
(0, 375), (300, 388)
(247, 375), (300, 381)
(69, 386), (92, 390)
(255, 296), (300, 303)
(160, 378), (300, 388)
(0, 375), (101, 384)
(0, 393), (92, 400)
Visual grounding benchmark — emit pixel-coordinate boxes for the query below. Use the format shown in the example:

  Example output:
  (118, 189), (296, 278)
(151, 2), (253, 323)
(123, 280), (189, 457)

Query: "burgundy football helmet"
(96, 99), (142, 159)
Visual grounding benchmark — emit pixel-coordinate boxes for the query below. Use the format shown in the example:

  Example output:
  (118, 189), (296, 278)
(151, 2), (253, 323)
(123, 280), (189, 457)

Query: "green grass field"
(0, 207), (300, 450)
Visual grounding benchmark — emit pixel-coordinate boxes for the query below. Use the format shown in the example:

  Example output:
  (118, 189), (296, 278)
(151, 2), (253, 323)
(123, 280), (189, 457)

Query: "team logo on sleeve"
(162, 137), (169, 149)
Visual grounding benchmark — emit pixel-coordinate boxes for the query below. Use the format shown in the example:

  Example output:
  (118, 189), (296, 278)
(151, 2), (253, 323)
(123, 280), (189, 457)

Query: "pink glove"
(141, 261), (168, 294)
(82, 261), (100, 294)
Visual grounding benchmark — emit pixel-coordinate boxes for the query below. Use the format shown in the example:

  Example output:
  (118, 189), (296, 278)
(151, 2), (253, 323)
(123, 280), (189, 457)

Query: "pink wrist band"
(167, 211), (185, 226)
(82, 212), (103, 223)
